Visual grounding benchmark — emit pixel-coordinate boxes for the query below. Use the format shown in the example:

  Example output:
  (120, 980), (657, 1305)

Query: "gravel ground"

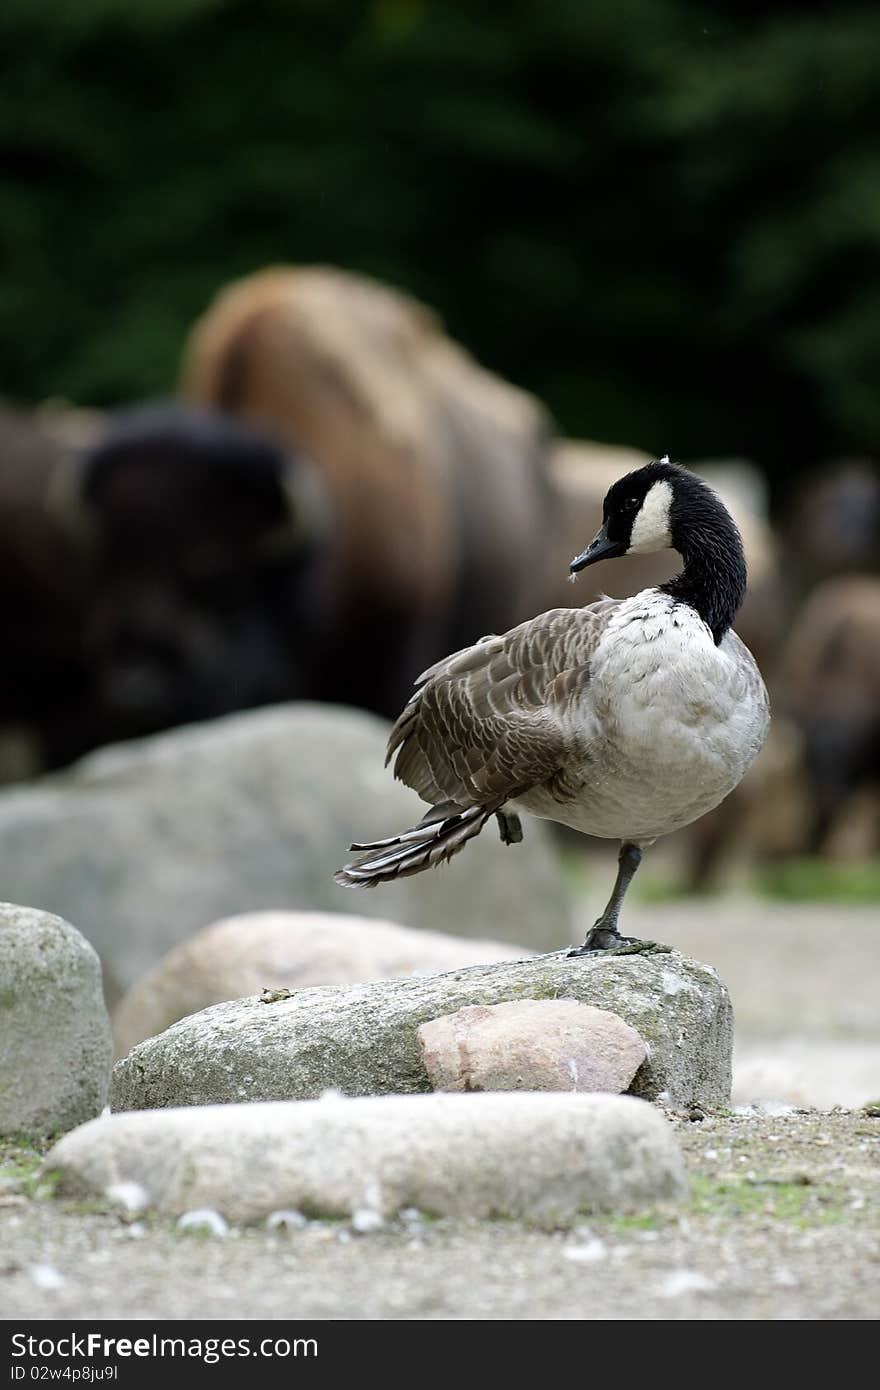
(1, 1109), (878, 1321)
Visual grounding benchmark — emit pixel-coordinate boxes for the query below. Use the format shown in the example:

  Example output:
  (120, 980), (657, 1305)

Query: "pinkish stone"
(417, 998), (647, 1095)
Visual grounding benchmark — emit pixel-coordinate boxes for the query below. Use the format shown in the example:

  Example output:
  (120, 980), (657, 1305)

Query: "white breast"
(517, 590), (769, 842)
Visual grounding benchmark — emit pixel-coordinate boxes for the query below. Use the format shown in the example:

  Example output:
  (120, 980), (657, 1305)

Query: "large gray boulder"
(46, 1093), (686, 1224)
(0, 904), (112, 1136)
(111, 947), (733, 1112)
(0, 705), (570, 1000)
(112, 910), (525, 1057)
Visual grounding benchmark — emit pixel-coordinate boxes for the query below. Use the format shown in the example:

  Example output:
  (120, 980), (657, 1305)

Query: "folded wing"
(387, 601), (618, 809)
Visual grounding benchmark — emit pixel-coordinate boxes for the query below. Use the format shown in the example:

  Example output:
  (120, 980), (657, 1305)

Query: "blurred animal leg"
(683, 794), (737, 891)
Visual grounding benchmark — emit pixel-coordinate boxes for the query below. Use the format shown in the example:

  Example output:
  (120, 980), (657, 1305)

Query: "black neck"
(660, 513), (747, 644)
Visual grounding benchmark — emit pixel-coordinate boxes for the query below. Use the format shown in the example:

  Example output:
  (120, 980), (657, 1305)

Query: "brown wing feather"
(386, 601), (620, 809)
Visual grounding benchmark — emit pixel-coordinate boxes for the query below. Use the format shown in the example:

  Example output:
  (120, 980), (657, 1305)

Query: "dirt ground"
(1, 1109), (878, 1321)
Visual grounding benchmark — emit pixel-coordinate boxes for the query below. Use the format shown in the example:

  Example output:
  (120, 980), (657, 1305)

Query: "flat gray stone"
(0, 904), (112, 1136)
(418, 999), (647, 1094)
(45, 1093), (686, 1224)
(0, 704), (571, 1000)
(111, 947), (732, 1111)
(112, 910), (525, 1057)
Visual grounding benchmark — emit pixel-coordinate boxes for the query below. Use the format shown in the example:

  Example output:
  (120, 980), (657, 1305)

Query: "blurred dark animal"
(782, 459), (880, 601)
(182, 266), (558, 715)
(73, 402), (331, 747)
(0, 403), (93, 778)
(778, 575), (880, 857)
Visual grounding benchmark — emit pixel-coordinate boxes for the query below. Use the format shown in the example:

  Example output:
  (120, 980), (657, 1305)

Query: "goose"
(335, 458), (770, 952)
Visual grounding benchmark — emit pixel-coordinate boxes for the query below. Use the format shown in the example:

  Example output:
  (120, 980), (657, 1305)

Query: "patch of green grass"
(1, 1134), (113, 1208)
(59, 1194), (115, 1217)
(0, 1130), (54, 1155)
(603, 1209), (672, 1234)
(689, 1175), (851, 1226)
(757, 857), (880, 903)
(598, 1173), (860, 1237)
(1, 1134), (49, 1166)
(0, 1135), (58, 1200)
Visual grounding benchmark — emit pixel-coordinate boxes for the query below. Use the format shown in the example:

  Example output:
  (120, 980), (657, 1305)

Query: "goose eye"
(624, 496), (639, 510)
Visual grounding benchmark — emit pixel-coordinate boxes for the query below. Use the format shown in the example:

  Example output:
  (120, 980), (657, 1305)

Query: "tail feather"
(335, 804), (496, 887)
(348, 825), (433, 853)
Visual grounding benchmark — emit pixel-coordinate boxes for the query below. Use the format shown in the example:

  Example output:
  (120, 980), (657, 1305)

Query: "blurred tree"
(1, 0), (878, 497)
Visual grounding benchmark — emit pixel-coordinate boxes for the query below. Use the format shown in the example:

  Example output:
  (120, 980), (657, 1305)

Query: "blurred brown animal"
(182, 266), (558, 715)
(777, 575), (880, 856)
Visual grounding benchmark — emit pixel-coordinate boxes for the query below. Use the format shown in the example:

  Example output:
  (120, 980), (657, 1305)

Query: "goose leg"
(496, 809), (523, 845)
(569, 841), (643, 955)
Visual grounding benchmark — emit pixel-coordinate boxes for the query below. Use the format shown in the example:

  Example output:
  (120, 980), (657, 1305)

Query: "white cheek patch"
(627, 479), (674, 554)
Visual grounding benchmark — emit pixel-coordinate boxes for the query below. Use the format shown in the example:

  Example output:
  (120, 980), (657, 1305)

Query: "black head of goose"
(336, 457), (770, 953)
(569, 456), (747, 644)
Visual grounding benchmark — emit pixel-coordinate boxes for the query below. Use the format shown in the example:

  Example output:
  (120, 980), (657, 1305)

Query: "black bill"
(569, 525), (626, 573)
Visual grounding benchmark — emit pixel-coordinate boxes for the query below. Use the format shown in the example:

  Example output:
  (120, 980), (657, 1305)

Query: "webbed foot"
(568, 931), (667, 958)
(568, 921), (639, 956)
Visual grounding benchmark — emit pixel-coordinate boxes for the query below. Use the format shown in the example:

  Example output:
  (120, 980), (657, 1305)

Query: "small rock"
(46, 1092), (687, 1225)
(563, 1238), (607, 1263)
(28, 1264), (65, 1291)
(659, 1270), (714, 1297)
(260, 988), (293, 1004)
(351, 1208), (384, 1234)
(111, 948), (731, 1111)
(266, 1209), (308, 1233)
(418, 999), (647, 1094)
(112, 910), (524, 1057)
(104, 1181), (149, 1214)
(177, 1209), (229, 1238)
(0, 904), (113, 1136)
(733, 1101), (797, 1118)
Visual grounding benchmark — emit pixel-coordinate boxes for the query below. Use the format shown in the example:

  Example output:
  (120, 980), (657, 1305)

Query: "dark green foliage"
(1, 1), (879, 492)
